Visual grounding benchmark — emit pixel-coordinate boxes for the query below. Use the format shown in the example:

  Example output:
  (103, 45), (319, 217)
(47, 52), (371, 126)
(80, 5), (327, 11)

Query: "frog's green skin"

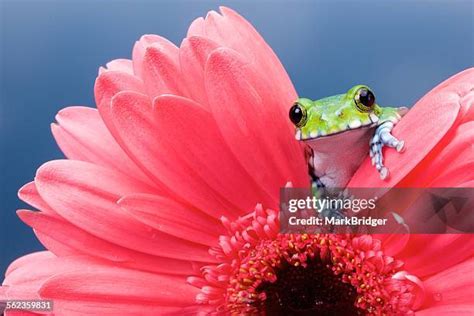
(292, 85), (407, 188)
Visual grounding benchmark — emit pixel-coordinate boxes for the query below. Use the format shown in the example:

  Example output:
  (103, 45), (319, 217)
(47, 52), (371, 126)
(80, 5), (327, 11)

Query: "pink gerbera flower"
(2, 7), (473, 315)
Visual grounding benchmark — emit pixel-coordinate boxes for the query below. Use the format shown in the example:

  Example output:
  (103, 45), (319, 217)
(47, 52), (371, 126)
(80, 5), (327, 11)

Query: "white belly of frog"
(306, 127), (375, 188)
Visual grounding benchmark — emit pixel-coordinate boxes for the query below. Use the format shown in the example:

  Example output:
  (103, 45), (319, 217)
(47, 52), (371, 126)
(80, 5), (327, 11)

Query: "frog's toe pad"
(379, 167), (389, 180)
(396, 140), (405, 152)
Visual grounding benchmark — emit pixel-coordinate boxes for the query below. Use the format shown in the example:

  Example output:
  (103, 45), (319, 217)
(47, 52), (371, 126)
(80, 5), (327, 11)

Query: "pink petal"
(51, 106), (153, 186)
(376, 233), (410, 257)
(349, 68), (474, 189)
(421, 258), (474, 309)
(4, 255), (79, 287)
(153, 94), (276, 211)
(18, 210), (197, 275)
(179, 36), (219, 105)
(34, 160), (215, 262)
(429, 68), (474, 100)
(428, 121), (473, 172)
(18, 182), (57, 216)
(98, 58), (134, 75)
(94, 70), (145, 137)
(141, 43), (188, 98)
(118, 194), (221, 247)
(4, 311), (40, 316)
(426, 122), (474, 187)
(39, 265), (198, 306)
(132, 34), (177, 80)
(5, 256), (201, 314)
(429, 161), (474, 187)
(194, 7), (297, 107)
(399, 117), (474, 188)
(205, 47), (308, 198)
(5, 252), (55, 278)
(459, 180), (474, 188)
(458, 89), (474, 124)
(2, 284), (42, 301)
(34, 232), (81, 257)
(110, 90), (240, 218)
(186, 17), (205, 37)
(3, 256), (101, 301)
(396, 234), (474, 277)
(38, 302), (206, 316)
(416, 305), (474, 315)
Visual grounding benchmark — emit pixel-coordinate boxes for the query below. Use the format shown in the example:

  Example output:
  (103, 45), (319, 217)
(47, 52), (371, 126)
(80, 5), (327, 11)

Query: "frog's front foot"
(370, 121), (405, 180)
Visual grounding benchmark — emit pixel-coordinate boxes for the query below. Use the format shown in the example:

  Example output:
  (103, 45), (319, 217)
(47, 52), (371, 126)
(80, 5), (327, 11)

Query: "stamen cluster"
(189, 205), (420, 315)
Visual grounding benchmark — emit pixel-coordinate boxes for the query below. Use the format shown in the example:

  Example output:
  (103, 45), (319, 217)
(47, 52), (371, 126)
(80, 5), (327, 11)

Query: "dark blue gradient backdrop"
(1, 0), (472, 274)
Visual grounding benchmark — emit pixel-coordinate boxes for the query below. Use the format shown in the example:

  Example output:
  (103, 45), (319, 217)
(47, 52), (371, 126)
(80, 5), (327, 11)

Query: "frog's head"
(289, 85), (381, 140)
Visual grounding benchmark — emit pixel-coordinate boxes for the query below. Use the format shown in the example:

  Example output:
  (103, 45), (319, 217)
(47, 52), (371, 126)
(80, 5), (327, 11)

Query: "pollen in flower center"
(223, 234), (372, 315)
(256, 258), (363, 315)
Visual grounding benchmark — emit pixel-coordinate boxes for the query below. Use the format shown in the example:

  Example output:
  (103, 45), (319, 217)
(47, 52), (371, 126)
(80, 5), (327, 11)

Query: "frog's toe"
(379, 166), (389, 180)
(374, 159), (389, 180)
(385, 136), (404, 151)
(377, 121), (405, 152)
(396, 140), (405, 152)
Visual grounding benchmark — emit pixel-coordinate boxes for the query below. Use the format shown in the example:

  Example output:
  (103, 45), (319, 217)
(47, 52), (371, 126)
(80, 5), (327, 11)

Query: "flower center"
(190, 206), (422, 315)
(256, 258), (363, 315)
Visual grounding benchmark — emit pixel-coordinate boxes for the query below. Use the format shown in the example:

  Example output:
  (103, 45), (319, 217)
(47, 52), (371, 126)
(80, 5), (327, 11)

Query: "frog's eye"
(354, 88), (375, 112)
(289, 103), (307, 127)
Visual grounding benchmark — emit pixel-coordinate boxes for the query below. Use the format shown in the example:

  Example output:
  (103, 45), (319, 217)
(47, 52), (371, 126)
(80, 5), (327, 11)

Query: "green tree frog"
(289, 85), (408, 188)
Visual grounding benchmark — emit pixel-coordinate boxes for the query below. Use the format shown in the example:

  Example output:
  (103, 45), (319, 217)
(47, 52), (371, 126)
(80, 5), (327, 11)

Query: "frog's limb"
(370, 120), (405, 179)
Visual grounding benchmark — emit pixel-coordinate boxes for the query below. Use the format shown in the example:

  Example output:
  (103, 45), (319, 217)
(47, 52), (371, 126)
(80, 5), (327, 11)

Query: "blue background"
(1, 0), (472, 274)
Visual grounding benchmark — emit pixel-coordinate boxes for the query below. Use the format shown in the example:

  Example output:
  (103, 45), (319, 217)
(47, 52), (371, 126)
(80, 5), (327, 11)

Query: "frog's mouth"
(295, 116), (379, 141)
